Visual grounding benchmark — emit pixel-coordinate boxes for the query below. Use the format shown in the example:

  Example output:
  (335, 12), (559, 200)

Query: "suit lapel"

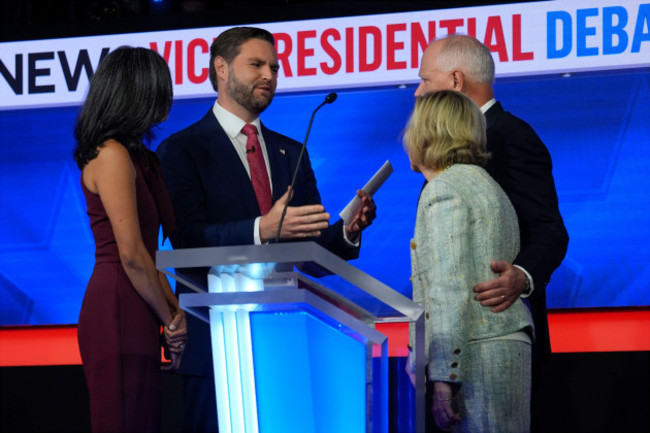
(199, 110), (261, 216)
(261, 124), (292, 202)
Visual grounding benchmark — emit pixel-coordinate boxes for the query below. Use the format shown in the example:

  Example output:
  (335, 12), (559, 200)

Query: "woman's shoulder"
(96, 139), (128, 156)
(428, 165), (496, 203)
(90, 140), (134, 169)
(446, 163), (486, 177)
(443, 164), (492, 187)
(84, 139), (133, 176)
(84, 140), (134, 188)
(431, 164), (484, 190)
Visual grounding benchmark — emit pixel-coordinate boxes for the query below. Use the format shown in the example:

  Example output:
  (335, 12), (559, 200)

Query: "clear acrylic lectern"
(156, 242), (425, 433)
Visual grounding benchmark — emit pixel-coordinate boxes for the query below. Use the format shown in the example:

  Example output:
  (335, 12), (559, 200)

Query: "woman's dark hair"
(73, 46), (173, 169)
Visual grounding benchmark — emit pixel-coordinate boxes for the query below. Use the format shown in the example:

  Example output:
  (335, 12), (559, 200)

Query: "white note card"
(339, 160), (393, 225)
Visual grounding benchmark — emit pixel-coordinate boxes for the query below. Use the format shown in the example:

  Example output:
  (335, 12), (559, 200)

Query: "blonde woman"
(405, 90), (534, 432)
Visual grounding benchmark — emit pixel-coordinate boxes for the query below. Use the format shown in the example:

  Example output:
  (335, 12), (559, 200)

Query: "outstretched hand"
(345, 190), (377, 240)
(473, 260), (527, 313)
(259, 187), (330, 243)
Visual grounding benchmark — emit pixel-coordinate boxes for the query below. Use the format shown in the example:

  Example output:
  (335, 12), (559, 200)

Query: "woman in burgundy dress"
(73, 47), (187, 432)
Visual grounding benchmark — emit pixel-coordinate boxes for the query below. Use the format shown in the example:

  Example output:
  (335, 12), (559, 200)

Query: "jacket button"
(449, 373), (457, 381)
(410, 241), (417, 250)
(425, 313), (430, 319)
(453, 349), (461, 355)
(451, 362), (458, 368)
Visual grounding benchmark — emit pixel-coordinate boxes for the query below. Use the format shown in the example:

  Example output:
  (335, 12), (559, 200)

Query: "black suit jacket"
(157, 109), (359, 376)
(484, 101), (569, 359)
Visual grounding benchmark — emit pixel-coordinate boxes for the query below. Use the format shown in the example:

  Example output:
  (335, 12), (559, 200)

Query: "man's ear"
(214, 56), (228, 81)
(450, 70), (464, 91)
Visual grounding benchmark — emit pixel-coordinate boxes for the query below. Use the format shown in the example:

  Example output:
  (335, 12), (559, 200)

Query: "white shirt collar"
(212, 100), (262, 137)
(480, 98), (497, 114)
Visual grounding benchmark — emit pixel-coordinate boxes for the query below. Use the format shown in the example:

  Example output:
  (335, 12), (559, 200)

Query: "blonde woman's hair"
(403, 90), (489, 170)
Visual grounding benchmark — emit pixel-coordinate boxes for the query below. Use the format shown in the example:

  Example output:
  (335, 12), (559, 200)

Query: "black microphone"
(275, 92), (337, 243)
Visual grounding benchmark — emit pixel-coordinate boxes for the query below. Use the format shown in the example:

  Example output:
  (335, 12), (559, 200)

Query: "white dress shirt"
(212, 100), (271, 245)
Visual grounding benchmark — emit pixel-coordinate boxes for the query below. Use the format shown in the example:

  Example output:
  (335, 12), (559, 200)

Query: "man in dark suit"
(157, 26), (376, 432)
(414, 34), (569, 430)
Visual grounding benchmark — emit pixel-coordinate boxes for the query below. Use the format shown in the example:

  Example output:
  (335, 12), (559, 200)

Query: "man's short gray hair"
(436, 34), (495, 85)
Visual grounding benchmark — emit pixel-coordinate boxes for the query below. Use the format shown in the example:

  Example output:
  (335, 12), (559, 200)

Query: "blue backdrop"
(1, 68), (648, 326)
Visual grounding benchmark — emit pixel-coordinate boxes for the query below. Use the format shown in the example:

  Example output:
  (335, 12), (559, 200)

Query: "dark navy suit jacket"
(157, 109), (359, 376)
(484, 102), (569, 360)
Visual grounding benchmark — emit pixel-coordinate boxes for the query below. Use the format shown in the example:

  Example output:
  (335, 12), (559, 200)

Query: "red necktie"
(242, 124), (272, 214)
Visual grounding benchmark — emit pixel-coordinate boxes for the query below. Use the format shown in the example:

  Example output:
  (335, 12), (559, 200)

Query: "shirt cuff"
(513, 265), (534, 298)
(342, 224), (360, 247)
(254, 217), (263, 245)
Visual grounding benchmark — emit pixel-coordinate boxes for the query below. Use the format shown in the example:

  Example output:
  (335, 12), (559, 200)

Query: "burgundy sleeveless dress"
(77, 149), (175, 432)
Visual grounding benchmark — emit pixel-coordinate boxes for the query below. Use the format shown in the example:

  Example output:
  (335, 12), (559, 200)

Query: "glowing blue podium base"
(252, 310), (367, 433)
(157, 242), (426, 433)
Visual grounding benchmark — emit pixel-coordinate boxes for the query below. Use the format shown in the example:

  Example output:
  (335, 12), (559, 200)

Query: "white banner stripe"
(1, 0), (648, 110)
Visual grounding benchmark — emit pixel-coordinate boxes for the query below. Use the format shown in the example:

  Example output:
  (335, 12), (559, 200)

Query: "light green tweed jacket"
(410, 164), (534, 384)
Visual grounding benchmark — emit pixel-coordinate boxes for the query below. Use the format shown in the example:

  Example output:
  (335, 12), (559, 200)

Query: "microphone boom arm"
(275, 92), (337, 243)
